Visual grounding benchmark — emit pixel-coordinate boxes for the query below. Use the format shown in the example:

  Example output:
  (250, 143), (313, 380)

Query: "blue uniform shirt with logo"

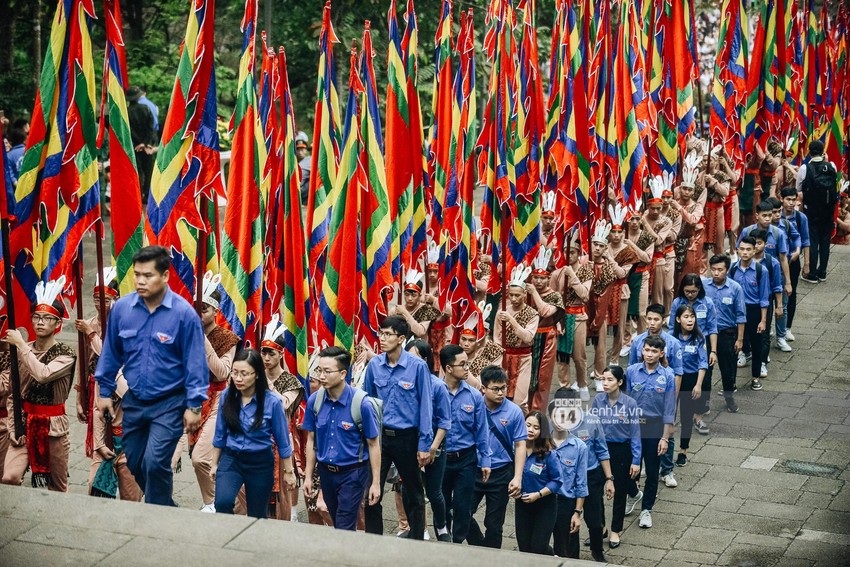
(572, 413), (610, 471)
(730, 260), (771, 307)
(554, 436), (589, 499)
(739, 223), (789, 257)
(522, 451), (562, 495)
(782, 209), (810, 248)
(212, 389), (293, 457)
(669, 296), (718, 337)
(591, 392), (642, 466)
(363, 349), (434, 452)
(625, 362), (677, 425)
(96, 287), (210, 407)
(430, 375), (452, 434)
(302, 384), (381, 466)
(759, 253), (784, 293)
(629, 330), (684, 377)
(702, 276), (747, 330)
(487, 399), (527, 469)
(445, 380), (491, 468)
(675, 332), (709, 375)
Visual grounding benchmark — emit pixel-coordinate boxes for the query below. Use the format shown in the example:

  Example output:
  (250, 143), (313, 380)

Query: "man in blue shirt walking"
(779, 187), (809, 343)
(363, 316), (433, 540)
(302, 347), (381, 530)
(96, 246), (210, 506)
(730, 237), (770, 391)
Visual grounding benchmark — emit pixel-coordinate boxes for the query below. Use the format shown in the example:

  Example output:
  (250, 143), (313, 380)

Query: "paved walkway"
(2, 238), (850, 566)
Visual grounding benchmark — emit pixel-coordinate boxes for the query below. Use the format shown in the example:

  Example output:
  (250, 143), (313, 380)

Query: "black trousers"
(607, 441), (634, 533)
(468, 463), (513, 548)
(808, 222), (833, 279)
(584, 466), (606, 556)
(640, 418), (664, 511)
(716, 328), (738, 393)
(364, 428), (426, 539)
(744, 304), (765, 379)
(135, 150), (155, 203)
(679, 372), (707, 451)
(515, 494), (557, 555)
(787, 258), (801, 328)
(442, 449), (477, 543)
(553, 495), (580, 559)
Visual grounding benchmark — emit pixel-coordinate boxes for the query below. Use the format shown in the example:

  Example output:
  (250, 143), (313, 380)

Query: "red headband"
(261, 340), (284, 353)
(611, 224), (623, 231)
(460, 328), (477, 337)
(404, 283), (423, 292)
(35, 304), (61, 319)
(531, 268), (550, 277)
(647, 197), (663, 205)
(94, 285), (119, 299)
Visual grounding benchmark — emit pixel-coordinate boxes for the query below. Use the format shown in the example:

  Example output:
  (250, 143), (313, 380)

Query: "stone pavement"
(2, 237), (850, 566)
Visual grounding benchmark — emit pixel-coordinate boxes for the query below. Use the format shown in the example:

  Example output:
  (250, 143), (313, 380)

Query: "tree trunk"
(0, 0), (18, 73)
(126, 0), (145, 42)
(30, 0), (41, 93)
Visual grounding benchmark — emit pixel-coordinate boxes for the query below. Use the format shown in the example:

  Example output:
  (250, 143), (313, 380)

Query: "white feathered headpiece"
(201, 271), (221, 309)
(609, 202), (628, 230)
(95, 266), (119, 298)
(542, 191), (557, 216)
(592, 219), (612, 245)
(427, 240), (440, 268)
(531, 247), (553, 275)
(404, 269), (425, 292)
(461, 300), (493, 334)
(508, 263), (532, 289)
(648, 172), (673, 203)
(34, 275), (67, 319)
(682, 152), (701, 188)
(261, 314), (286, 352)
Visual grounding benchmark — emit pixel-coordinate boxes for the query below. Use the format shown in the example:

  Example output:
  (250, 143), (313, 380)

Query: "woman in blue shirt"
(591, 365), (642, 548)
(670, 274), (717, 432)
(211, 349), (295, 518)
(672, 305), (709, 467)
(515, 410), (562, 555)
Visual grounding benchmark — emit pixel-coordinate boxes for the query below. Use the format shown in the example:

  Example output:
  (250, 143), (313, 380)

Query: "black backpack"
(803, 161), (838, 219)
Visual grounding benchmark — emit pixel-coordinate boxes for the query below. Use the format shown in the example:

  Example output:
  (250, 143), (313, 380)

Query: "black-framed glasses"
(486, 385), (508, 393)
(313, 368), (344, 377)
(378, 331), (400, 338)
(31, 315), (59, 324)
(448, 361), (469, 368)
(231, 371), (256, 379)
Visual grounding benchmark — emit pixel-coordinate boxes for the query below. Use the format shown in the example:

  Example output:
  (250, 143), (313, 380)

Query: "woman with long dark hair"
(211, 349), (296, 518)
(515, 411), (562, 555)
(672, 305), (709, 467)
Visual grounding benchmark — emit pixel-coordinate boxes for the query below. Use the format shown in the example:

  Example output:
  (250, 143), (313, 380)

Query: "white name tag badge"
(696, 311), (706, 318)
(530, 463), (543, 475)
(684, 345), (697, 353)
(722, 297), (733, 305)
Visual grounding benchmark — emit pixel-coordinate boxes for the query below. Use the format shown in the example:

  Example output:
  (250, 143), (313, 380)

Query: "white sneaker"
(785, 330), (795, 341)
(661, 473), (678, 488)
(639, 509), (653, 528)
(579, 387), (590, 401)
(619, 344), (631, 357)
(737, 352), (748, 368)
(625, 490), (643, 515)
(776, 338), (792, 352)
(200, 503), (216, 513)
(760, 363), (768, 378)
(570, 382), (580, 392)
(424, 531), (431, 540)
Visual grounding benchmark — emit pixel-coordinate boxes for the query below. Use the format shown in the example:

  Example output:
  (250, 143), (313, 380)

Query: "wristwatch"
(188, 406), (202, 415)
(606, 475), (615, 481)
(573, 509), (583, 516)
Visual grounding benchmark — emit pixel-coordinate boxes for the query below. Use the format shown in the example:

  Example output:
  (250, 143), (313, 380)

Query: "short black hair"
(765, 197), (781, 209)
(644, 335), (666, 351)
(317, 346), (351, 371)
(380, 315), (410, 337)
(750, 228), (769, 242)
(8, 127), (26, 147)
(480, 365), (507, 387)
(439, 344), (465, 370)
(756, 201), (774, 214)
(739, 236), (757, 248)
(677, 274), (705, 299)
(132, 245), (171, 274)
(12, 118), (29, 130)
(709, 254), (731, 269)
(780, 186), (797, 198)
(405, 339), (435, 374)
(646, 304), (665, 317)
(808, 140), (825, 156)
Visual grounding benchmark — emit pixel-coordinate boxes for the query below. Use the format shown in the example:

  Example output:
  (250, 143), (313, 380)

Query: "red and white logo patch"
(341, 421), (354, 430)
(400, 381), (414, 390)
(463, 404), (474, 413)
(156, 333), (172, 343)
(500, 419), (509, 426)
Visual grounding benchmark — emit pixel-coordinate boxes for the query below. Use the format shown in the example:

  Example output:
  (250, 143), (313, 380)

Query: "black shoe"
(609, 538), (621, 549)
(676, 453), (688, 467)
(592, 552), (608, 563)
(801, 275), (819, 284)
(584, 529), (608, 546)
(819, 275), (827, 282)
(726, 397), (739, 413)
(437, 533), (452, 542)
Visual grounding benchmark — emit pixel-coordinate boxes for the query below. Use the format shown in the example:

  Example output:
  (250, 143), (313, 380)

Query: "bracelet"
(284, 469), (295, 474)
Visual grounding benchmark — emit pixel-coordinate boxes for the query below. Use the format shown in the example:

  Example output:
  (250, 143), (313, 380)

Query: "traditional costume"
(459, 303), (502, 391)
(540, 191), (558, 252)
(625, 203), (654, 320)
(1, 278), (76, 490)
(0, 350), (12, 479)
(648, 173), (676, 313)
(528, 248), (564, 412)
(586, 221), (620, 379)
(675, 153), (706, 282)
(424, 247), (453, 366)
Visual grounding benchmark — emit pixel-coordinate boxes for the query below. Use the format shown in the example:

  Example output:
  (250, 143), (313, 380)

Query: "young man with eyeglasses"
(467, 366), (527, 549)
(3, 278), (77, 490)
(96, 246), (209, 506)
(363, 315), (433, 539)
(302, 347), (381, 530)
(438, 345), (491, 543)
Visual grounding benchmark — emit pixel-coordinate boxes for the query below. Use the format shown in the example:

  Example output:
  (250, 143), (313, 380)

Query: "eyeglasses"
(448, 361), (469, 368)
(230, 371), (256, 379)
(31, 315), (59, 324)
(378, 331), (400, 339)
(486, 386), (508, 393)
(313, 368), (344, 377)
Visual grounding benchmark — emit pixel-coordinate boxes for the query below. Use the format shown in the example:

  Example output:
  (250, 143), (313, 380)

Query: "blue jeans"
(318, 462), (371, 530)
(660, 435), (676, 477)
(215, 448), (275, 518)
(122, 389), (185, 506)
(774, 293), (789, 339)
(442, 449), (477, 543)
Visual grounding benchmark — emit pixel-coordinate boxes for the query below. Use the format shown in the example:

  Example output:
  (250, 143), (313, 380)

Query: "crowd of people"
(0, 132), (846, 561)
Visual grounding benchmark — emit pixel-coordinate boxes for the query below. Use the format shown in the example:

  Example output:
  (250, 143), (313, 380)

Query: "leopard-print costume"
(468, 341), (506, 379)
(504, 305), (537, 347)
(25, 342), (77, 405)
(540, 291), (565, 311)
(588, 262), (617, 296)
(412, 304), (441, 324)
(273, 371), (305, 420)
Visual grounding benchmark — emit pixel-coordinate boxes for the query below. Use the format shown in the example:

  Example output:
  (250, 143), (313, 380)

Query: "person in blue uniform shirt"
(670, 306), (709, 468)
(302, 347), (381, 530)
(96, 245), (209, 507)
(592, 365), (642, 549)
(405, 340), (452, 541)
(468, 365), (527, 549)
(549, 394), (589, 560)
(669, 274), (717, 433)
(739, 200), (792, 300)
(363, 315), (433, 539)
(779, 186), (809, 342)
(438, 345), (491, 543)
(730, 237), (771, 391)
(514, 411), (561, 555)
(702, 255), (747, 413)
(210, 349), (296, 518)
(750, 229), (784, 381)
(625, 335), (676, 530)
(768, 196), (799, 351)
(628, 303), (682, 489)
